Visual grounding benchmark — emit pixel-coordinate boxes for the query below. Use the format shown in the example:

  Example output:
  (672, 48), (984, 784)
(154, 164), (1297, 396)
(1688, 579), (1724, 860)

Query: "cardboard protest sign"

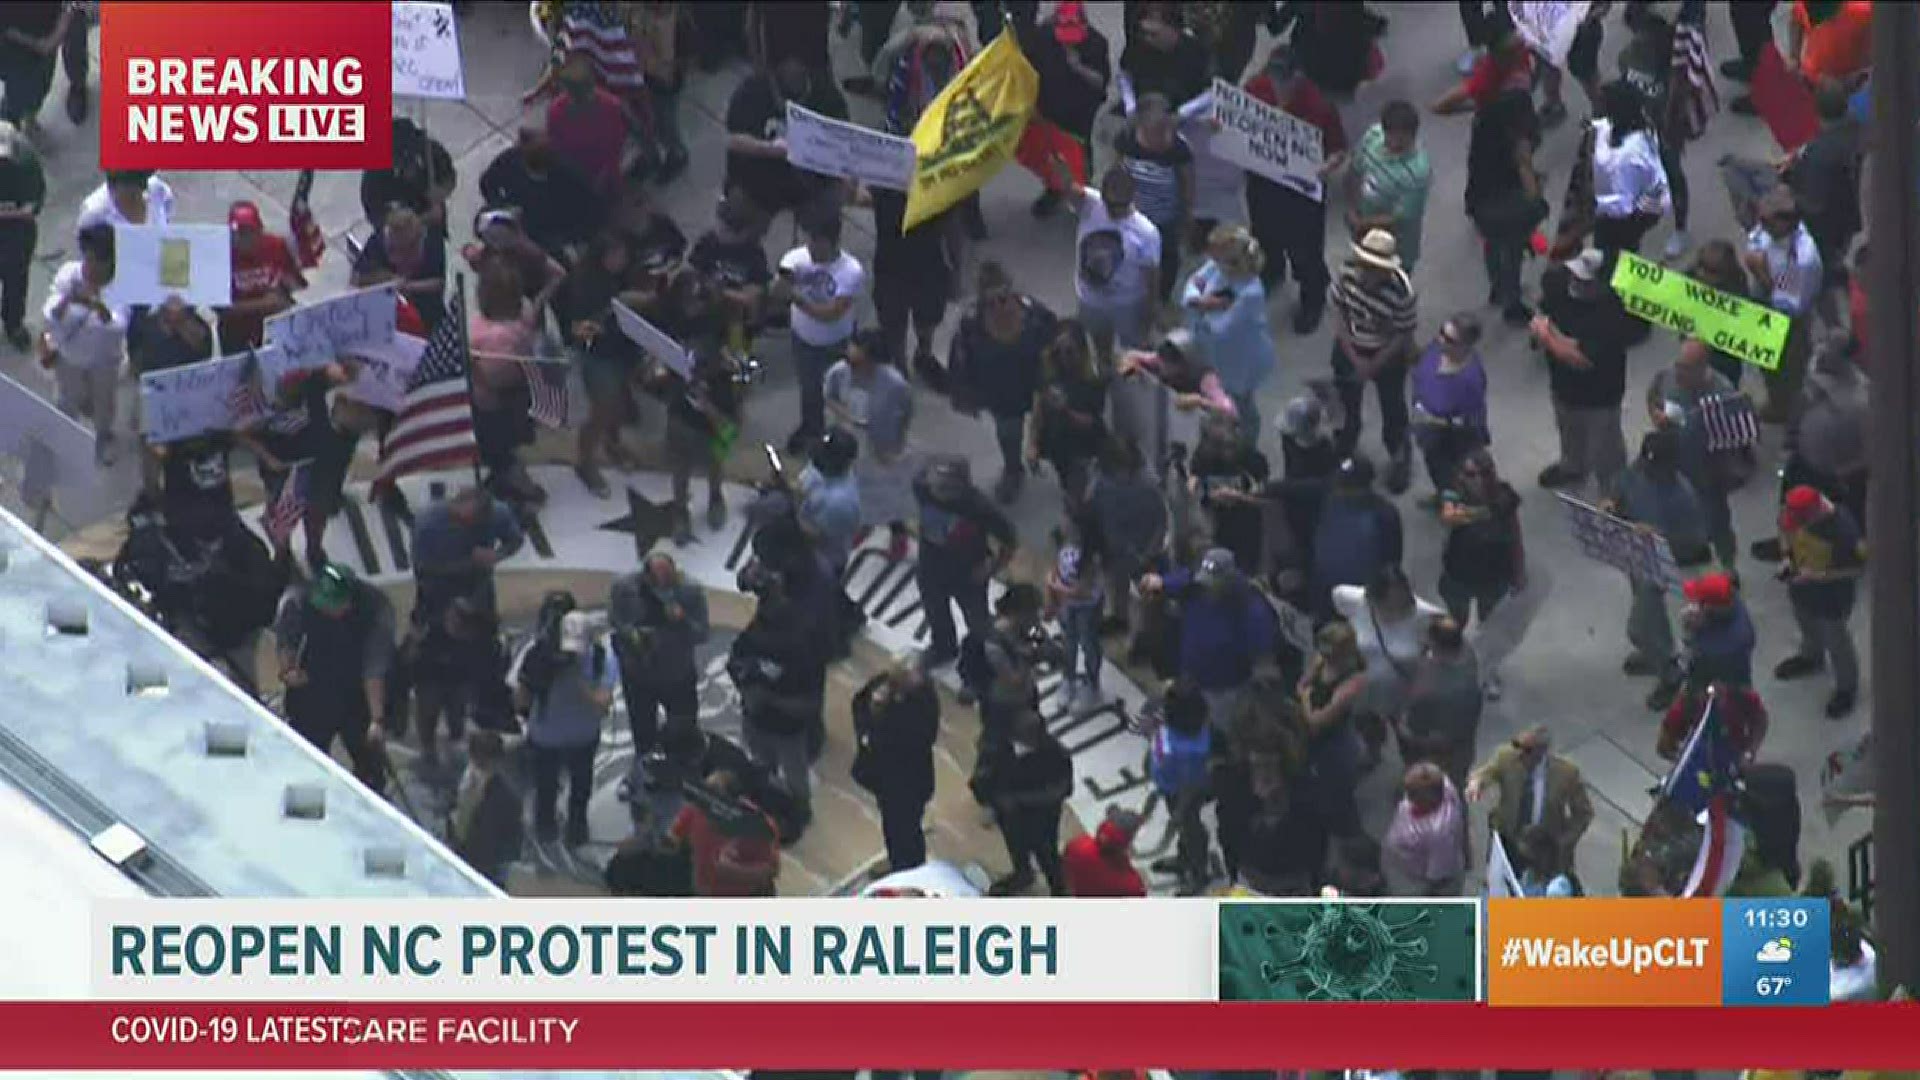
(104, 224), (232, 307)
(138, 348), (282, 444)
(1610, 251), (1790, 371)
(393, 1), (465, 100)
(612, 299), (691, 378)
(262, 284), (398, 381)
(1209, 79), (1324, 202)
(1507, 1), (1591, 66)
(340, 333), (428, 410)
(1557, 492), (1681, 590)
(786, 102), (916, 191)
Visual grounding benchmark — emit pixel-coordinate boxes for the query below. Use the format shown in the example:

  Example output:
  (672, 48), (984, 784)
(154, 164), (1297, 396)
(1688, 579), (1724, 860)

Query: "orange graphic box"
(1488, 898), (1722, 1007)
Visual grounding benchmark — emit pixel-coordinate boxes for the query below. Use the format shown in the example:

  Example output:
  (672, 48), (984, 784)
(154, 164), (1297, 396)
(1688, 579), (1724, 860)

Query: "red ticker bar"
(1, 1002), (1916, 1069)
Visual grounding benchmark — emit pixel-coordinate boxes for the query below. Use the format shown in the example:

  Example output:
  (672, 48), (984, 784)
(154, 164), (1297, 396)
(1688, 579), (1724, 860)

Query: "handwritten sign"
(1508, 1), (1591, 66)
(393, 1), (465, 100)
(1610, 251), (1790, 371)
(262, 284), (398, 382)
(104, 224), (231, 307)
(340, 333), (427, 410)
(138, 348), (281, 444)
(1209, 79), (1324, 202)
(1557, 492), (1681, 591)
(786, 102), (916, 191)
(612, 299), (690, 378)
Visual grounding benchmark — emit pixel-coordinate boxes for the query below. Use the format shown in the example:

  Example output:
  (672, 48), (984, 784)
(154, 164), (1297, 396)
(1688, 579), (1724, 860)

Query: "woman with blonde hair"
(1298, 619), (1369, 836)
(1182, 224), (1277, 442)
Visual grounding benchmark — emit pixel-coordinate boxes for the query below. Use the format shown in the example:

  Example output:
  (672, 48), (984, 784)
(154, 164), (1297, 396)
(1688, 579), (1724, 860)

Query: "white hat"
(558, 610), (593, 653)
(1351, 228), (1402, 270)
(1566, 248), (1607, 282)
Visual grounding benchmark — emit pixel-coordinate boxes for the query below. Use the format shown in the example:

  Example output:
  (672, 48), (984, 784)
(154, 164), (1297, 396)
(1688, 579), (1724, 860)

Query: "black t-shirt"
(1035, 367), (1109, 463)
(1540, 286), (1631, 408)
(752, 1), (832, 71)
(1119, 32), (1211, 108)
(0, 3), (64, 37)
(689, 231), (772, 291)
(626, 212), (688, 275)
(360, 120), (454, 226)
(1024, 23), (1112, 134)
(724, 73), (848, 211)
(355, 226), (448, 329)
(1192, 442), (1272, 573)
(1465, 90), (1537, 212)
(477, 148), (602, 253)
(253, 371), (338, 466)
(1442, 481), (1523, 589)
(161, 434), (235, 521)
(870, 186), (954, 293)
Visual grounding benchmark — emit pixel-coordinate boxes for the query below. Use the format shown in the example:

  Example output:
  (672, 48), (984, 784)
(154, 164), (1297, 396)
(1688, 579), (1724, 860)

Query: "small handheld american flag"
(1668, 0), (1720, 141)
(224, 350), (271, 426)
(519, 357), (573, 429)
(261, 462), (309, 548)
(1699, 392), (1759, 453)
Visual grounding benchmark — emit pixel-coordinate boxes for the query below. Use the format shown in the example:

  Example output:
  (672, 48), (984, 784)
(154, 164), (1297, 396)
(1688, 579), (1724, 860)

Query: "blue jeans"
(791, 336), (845, 438)
(1059, 602), (1103, 687)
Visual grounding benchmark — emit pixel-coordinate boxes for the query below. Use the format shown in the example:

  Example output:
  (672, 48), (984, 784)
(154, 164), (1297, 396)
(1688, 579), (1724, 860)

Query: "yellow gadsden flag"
(902, 30), (1039, 232)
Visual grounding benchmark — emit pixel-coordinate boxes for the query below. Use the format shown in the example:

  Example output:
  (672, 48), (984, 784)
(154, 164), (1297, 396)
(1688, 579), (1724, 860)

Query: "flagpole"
(451, 272), (485, 491)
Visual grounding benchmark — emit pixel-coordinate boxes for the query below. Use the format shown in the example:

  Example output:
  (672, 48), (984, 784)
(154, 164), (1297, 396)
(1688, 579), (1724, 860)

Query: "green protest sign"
(1609, 251), (1791, 371)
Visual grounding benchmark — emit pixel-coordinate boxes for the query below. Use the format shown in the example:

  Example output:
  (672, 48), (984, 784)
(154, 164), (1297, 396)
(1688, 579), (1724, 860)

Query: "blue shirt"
(1183, 261), (1276, 399)
(522, 641), (620, 749)
(800, 466), (863, 568)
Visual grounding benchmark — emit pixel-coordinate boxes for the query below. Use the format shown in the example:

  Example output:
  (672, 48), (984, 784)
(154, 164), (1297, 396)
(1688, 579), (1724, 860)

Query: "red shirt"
(222, 233), (306, 349)
(670, 803), (780, 897)
(547, 88), (629, 198)
(1244, 73), (1348, 156)
(1461, 49), (1535, 110)
(1062, 834), (1147, 897)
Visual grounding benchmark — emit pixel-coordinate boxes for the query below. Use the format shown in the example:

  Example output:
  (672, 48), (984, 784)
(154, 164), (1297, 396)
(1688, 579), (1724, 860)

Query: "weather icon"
(1756, 938), (1794, 963)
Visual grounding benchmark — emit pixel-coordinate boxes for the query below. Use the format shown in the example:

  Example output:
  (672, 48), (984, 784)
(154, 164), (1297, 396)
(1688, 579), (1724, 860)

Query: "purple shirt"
(1410, 344), (1489, 438)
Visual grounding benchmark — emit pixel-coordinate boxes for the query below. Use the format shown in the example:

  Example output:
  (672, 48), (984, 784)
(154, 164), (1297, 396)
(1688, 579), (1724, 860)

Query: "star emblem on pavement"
(597, 487), (679, 560)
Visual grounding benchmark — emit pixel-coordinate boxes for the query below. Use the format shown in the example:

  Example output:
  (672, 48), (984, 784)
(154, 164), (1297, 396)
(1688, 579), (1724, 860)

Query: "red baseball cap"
(1053, 1), (1089, 45)
(228, 201), (264, 232)
(1780, 485), (1826, 532)
(1683, 572), (1736, 608)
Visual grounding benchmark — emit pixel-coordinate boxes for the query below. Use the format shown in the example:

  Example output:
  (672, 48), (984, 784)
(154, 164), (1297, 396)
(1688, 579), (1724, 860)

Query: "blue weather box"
(1721, 898), (1830, 1006)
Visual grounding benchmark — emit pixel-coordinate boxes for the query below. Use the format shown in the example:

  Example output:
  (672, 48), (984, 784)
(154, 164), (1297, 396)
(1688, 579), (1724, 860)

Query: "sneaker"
(1030, 190), (1063, 219)
(1537, 463), (1583, 489)
(1825, 689), (1857, 719)
(574, 462), (610, 498)
(705, 498), (728, 530)
(785, 427), (814, 454)
(913, 352), (950, 393)
(1385, 452), (1411, 495)
(1645, 678), (1679, 712)
(1751, 537), (1783, 562)
(1293, 298), (1325, 335)
(1502, 302), (1534, 327)
(1773, 655), (1824, 681)
(841, 74), (881, 98)
(1663, 231), (1691, 260)
(672, 512), (695, 546)
(1720, 58), (1754, 82)
(1622, 653), (1666, 677)
(1730, 94), (1758, 116)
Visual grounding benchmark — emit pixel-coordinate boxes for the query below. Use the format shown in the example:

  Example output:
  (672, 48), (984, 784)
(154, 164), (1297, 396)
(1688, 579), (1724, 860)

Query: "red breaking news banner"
(1, 1003), (1916, 1069)
(99, 0), (393, 170)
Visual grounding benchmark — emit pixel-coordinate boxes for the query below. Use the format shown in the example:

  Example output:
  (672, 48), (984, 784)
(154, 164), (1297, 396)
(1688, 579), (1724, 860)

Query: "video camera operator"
(407, 593), (511, 768)
(610, 552), (710, 756)
(114, 493), (284, 696)
(729, 521), (834, 836)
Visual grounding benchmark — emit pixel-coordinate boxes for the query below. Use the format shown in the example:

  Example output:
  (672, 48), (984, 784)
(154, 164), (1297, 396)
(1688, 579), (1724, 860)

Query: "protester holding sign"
(220, 201), (307, 351)
(725, 55), (850, 227)
(39, 224), (127, 465)
(1243, 45), (1346, 335)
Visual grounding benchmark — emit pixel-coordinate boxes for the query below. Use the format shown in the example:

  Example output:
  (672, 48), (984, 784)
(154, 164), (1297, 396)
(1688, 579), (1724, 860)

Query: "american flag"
(1667, 0), (1719, 141)
(555, 2), (643, 91)
(376, 294), (478, 482)
(1700, 392), (1759, 453)
(520, 357), (573, 429)
(224, 350), (270, 425)
(261, 462), (309, 548)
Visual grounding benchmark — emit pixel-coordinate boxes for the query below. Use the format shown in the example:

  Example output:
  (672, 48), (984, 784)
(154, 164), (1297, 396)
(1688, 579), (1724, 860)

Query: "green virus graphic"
(1218, 902), (1478, 1002)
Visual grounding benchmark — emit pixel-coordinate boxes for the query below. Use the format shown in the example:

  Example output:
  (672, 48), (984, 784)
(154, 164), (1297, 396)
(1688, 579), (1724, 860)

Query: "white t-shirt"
(75, 176), (177, 236)
(1075, 197), (1161, 307)
(42, 261), (129, 370)
(778, 247), (865, 346)
(1332, 585), (1445, 711)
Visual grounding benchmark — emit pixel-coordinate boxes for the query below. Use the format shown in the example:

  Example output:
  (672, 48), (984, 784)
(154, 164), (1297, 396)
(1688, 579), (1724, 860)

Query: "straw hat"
(1351, 228), (1403, 271)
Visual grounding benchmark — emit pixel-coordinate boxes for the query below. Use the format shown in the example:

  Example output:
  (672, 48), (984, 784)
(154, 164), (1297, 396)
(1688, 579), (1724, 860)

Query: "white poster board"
(262, 284), (398, 382)
(785, 102), (916, 191)
(1508, 1), (1591, 67)
(339, 333), (427, 410)
(1557, 492), (1681, 591)
(612, 299), (691, 378)
(138, 348), (282, 444)
(1209, 78), (1324, 202)
(0, 372), (99, 503)
(393, 1), (466, 100)
(104, 224), (232, 308)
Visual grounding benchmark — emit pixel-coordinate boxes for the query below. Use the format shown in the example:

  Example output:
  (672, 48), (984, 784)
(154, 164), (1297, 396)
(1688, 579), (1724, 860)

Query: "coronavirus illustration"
(1218, 902), (1477, 1002)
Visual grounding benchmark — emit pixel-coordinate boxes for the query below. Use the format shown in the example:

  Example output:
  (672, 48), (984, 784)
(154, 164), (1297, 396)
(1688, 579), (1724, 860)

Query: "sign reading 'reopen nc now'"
(100, 2), (393, 170)
(1610, 252), (1791, 372)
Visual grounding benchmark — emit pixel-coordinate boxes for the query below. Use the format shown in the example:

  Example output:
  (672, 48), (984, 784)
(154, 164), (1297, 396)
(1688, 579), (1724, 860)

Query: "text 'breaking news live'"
(1, 0), (1913, 1074)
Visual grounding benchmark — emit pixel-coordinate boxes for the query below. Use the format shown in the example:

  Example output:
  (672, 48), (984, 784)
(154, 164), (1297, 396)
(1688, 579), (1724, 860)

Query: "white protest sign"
(1508, 1), (1591, 66)
(104, 224), (232, 308)
(137, 348), (282, 444)
(340, 333), (428, 411)
(1557, 492), (1681, 591)
(785, 102), (916, 191)
(393, 1), (465, 100)
(0, 371), (99, 502)
(612, 299), (691, 378)
(1209, 78), (1324, 202)
(262, 284), (398, 382)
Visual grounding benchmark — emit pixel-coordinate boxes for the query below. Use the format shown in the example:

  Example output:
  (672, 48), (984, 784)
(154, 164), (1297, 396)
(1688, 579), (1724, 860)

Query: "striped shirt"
(1351, 124), (1432, 266)
(1331, 261), (1419, 356)
(1114, 127), (1192, 229)
(1383, 779), (1467, 890)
